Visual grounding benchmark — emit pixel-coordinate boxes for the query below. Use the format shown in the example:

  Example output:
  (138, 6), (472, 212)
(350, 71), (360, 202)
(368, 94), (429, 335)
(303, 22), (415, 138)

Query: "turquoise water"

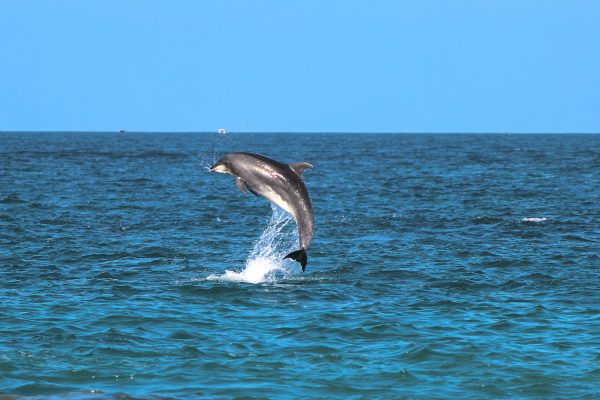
(1, 132), (599, 399)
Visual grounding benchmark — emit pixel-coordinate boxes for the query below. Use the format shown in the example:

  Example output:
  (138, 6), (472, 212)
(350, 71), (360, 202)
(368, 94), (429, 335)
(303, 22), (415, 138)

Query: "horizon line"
(1, 130), (599, 135)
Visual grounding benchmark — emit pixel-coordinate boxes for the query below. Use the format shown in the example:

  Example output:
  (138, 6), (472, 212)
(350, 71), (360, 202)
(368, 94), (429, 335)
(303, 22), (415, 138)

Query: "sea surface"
(1, 132), (599, 399)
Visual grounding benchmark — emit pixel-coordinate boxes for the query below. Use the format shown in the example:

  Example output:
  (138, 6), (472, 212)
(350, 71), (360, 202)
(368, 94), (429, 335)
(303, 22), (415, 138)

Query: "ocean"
(1, 132), (599, 399)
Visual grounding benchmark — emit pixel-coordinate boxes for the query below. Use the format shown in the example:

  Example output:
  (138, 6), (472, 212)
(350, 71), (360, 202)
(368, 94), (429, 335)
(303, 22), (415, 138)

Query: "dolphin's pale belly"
(255, 185), (294, 216)
(245, 175), (312, 251)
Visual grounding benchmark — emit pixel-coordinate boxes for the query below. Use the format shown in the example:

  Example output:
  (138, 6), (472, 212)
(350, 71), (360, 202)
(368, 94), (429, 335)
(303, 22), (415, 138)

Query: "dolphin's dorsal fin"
(289, 162), (313, 176)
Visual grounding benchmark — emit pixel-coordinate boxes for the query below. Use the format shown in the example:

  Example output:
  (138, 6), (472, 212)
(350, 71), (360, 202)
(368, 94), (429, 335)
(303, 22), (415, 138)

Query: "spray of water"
(199, 130), (244, 170)
(199, 133), (220, 170)
(207, 205), (298, 284)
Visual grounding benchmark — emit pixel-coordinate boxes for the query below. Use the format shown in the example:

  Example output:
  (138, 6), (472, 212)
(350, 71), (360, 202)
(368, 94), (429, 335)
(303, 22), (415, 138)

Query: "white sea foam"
(206, 205), (297, 284)
(521, 217), (547, 223)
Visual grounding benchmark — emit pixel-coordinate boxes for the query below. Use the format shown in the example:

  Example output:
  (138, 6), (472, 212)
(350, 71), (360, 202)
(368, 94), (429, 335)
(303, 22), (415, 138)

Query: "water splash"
(199, 129), (245, 170)
(207, 205), (297, 284)
(199, 132), (221, 170)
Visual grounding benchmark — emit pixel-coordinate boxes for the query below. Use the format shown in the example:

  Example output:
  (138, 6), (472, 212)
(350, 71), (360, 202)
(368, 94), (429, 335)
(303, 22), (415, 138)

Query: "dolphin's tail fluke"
(283, 248), (307, 272)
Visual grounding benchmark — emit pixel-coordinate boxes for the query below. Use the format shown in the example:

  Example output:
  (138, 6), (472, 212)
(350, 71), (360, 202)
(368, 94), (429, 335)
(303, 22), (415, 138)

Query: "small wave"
(0, 193), (26, 204)
(206, 205), (297, 284)
(562, 234), (594, 243)
(521, 217), (547, 223)
(472, 215), (502, 225)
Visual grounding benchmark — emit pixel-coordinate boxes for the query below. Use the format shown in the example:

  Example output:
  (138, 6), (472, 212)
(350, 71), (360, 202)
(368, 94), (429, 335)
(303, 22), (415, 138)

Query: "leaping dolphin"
(209, 152), (314, 271)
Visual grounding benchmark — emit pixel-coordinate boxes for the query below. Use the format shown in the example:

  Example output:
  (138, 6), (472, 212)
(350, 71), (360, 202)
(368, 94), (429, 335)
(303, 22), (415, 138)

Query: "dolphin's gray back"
(230, 152), (314, 249)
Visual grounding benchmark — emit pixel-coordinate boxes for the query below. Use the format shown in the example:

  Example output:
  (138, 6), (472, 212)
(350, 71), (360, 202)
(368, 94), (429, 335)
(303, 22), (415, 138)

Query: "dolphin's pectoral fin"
(283, 248), (308, 272)
(235, 177), (248, 194)
(238, 177), (259, 196)
(289, 162), (313, 177)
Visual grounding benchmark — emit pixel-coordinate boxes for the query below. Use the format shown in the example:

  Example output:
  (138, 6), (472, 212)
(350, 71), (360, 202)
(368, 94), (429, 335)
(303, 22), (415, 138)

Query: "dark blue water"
(1, 132), (599, 399)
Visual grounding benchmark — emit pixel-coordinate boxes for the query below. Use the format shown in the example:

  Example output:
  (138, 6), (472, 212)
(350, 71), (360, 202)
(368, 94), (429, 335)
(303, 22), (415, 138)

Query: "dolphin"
(209, 152), (314, 271)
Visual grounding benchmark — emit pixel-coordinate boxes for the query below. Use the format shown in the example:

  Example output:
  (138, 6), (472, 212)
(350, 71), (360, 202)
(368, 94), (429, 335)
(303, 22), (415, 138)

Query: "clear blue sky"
(1, 0), (599, 132)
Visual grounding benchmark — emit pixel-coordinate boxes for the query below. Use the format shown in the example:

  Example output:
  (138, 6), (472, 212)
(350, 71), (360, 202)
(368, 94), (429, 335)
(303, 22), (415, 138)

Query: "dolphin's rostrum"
(209, 152), (314, 271)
